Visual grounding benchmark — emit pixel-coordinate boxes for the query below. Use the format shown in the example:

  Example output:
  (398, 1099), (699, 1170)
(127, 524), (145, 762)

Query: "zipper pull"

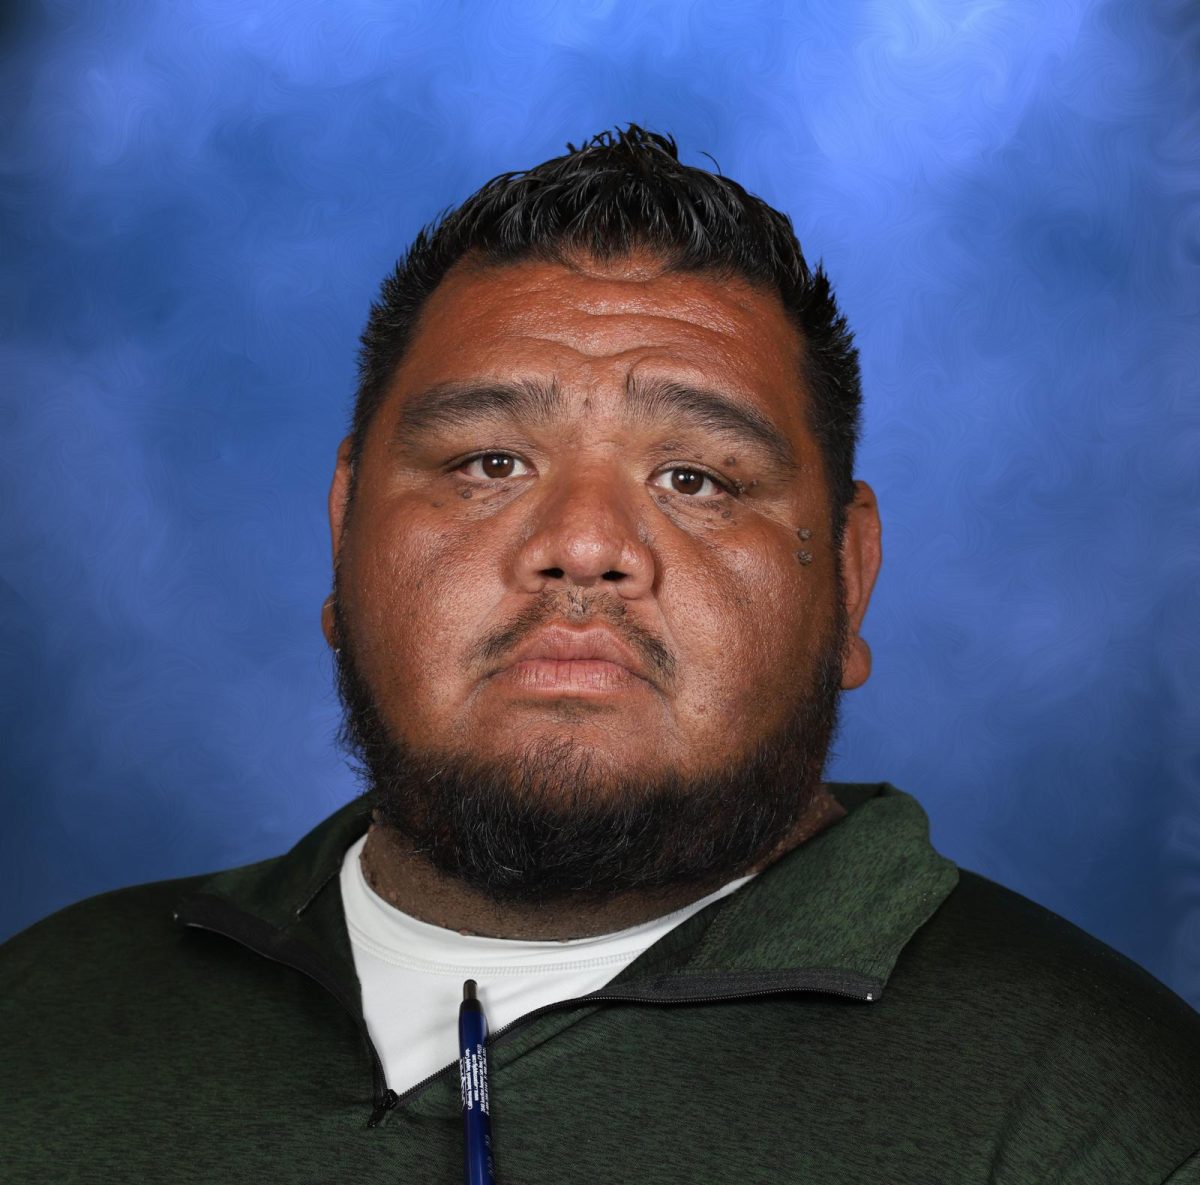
(367, 1088), (399, 1128)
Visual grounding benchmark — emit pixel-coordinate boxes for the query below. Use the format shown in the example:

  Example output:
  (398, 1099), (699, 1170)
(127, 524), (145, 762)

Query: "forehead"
(387, 254), (810, 435)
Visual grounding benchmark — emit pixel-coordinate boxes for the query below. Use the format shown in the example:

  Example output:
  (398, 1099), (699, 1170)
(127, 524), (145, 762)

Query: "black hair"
(352, 125), (862, 542)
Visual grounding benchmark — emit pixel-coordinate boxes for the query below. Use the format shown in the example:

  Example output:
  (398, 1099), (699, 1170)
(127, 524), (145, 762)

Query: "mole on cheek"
(796, 550), (813, 565)
(723, 456), (737, 466)
(796, 527), (812, 540)
(459, 488), (473, 499)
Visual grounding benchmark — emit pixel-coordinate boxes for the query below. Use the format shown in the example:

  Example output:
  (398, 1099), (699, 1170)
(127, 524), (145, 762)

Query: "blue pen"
(458, 979), (496, 1185)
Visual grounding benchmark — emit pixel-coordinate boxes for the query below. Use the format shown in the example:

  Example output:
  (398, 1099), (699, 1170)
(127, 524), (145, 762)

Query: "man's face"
(325, 253), (880, 898)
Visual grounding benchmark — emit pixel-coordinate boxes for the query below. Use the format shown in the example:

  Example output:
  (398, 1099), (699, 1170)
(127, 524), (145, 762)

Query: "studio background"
(2, 0), (1196, 1007)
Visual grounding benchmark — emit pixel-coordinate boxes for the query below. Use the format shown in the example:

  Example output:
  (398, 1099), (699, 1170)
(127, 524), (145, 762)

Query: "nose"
(512, 460), (656, 599)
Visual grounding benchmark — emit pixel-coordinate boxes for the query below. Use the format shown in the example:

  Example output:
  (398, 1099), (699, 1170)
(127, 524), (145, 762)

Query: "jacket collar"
(174, 795), (374, 1010)
(174, 782), (958, 1006)
(605, 782), (959, 1002)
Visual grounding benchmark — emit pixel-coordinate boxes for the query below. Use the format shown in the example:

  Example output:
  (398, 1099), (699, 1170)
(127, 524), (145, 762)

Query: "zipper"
(389, 979), (878, 1109)
(175, 897), (878, 1126)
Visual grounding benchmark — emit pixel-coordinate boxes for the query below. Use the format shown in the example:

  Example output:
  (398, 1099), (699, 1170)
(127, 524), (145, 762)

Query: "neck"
(358, 787), (846, 940)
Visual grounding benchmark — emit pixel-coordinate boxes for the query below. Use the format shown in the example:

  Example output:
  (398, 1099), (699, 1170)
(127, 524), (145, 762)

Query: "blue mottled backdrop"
(2, 0), (1197, 1005)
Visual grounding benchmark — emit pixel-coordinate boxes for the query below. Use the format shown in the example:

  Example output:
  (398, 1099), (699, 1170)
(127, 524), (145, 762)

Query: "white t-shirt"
(339, 833), (753, 1095)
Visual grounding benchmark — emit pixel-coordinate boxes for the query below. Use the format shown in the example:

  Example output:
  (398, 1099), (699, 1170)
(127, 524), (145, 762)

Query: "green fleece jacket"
(3, 782), (1198, 1183)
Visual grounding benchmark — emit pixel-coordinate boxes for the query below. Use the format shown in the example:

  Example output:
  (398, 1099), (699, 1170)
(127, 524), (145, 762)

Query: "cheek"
(693, 530), (816, 643)
(345, 503), (492, 695)
(663, 535), (820, 727)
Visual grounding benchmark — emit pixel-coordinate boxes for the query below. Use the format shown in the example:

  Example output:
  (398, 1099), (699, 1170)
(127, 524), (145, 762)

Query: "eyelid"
(451, 452), (737, 498)
(454, 451), (535, 479)
(648, 464), (737, 497)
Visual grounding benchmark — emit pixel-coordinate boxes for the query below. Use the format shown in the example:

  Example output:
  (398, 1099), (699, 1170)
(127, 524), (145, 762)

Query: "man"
(3, 126), (1198, 1183)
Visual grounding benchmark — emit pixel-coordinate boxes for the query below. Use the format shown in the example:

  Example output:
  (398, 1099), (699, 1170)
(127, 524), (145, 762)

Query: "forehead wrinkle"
(514, 310), (752, 361)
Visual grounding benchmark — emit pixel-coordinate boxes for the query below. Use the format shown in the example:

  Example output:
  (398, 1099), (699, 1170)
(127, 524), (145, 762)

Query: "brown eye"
(651, 467), (726, 497)
(459, 453), (530, 480)
(480, 454), (516, 479)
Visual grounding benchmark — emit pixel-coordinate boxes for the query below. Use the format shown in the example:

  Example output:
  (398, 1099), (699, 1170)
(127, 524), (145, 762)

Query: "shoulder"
(922, 868), (1199, 1037)
(0, 859), (298, 1005)
(0, 876), (208, 995)
(888, 867), (1200, 1170)
(4, 875), (206, 948)
(0, 864), (330, 1104)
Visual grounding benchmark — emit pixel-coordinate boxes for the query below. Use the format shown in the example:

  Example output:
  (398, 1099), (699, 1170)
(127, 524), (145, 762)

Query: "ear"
(321, 435), (355, 650)
(838, 480), (882, 690)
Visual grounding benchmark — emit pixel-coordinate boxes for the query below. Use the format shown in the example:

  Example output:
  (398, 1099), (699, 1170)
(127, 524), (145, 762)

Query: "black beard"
(331, 589), (848, 908)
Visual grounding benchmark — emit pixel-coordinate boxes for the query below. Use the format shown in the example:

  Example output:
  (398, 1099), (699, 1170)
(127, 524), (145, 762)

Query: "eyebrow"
(391, 374), (798, 473)
(392, 379), (562, 444)
(624, 375), (798, 473)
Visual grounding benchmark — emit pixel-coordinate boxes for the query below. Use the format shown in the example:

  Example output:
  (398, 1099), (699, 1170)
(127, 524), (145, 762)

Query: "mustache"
(470, 591), (678, 687)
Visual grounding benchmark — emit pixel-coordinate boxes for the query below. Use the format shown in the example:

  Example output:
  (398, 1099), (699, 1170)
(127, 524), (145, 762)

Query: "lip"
(491, 625), (654, 694)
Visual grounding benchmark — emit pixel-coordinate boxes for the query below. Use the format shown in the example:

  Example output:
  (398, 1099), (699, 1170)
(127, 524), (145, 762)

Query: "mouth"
(490, 625), (655, 697)
(498, 657), (642, 694)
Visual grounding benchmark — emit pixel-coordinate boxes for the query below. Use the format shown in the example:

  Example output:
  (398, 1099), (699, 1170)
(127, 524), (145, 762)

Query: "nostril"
(541, 567), (565, 579)
(601, 571), (624, 581)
